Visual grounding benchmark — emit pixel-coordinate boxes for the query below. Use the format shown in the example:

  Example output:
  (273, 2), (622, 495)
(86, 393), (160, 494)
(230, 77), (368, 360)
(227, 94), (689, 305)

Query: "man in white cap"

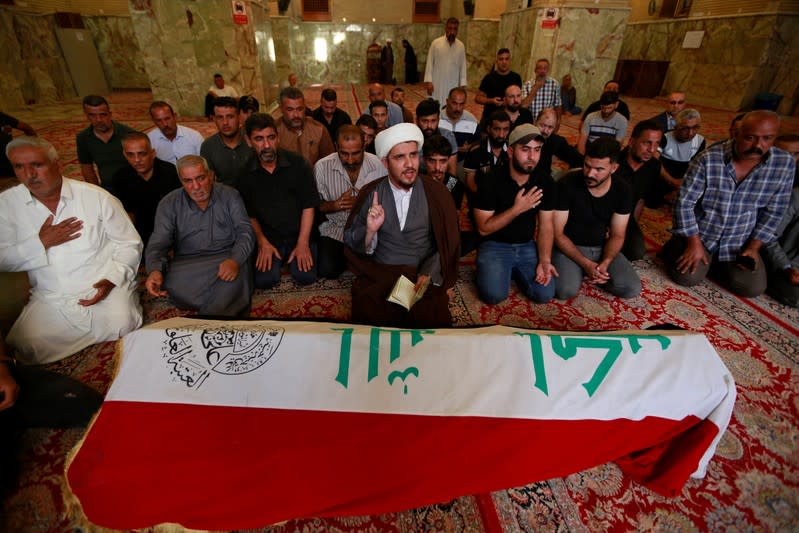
(344, 123), (460, 327)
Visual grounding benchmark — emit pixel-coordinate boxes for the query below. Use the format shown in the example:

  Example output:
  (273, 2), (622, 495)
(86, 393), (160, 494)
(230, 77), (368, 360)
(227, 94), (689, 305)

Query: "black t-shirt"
(237, 149), (320, 246)
(582, 99), (631, 121)
(474, 164), (554, 244)
(508, 108), (534, 133)
(112, 158), (181, 247)
(478, 69), (523, 122)
(312, 107), (352, 142)
(0, 111), (20, 176)
(539, 134), (583, 177)
(555, 169), (632, 247)
(614, 147), (661, 204)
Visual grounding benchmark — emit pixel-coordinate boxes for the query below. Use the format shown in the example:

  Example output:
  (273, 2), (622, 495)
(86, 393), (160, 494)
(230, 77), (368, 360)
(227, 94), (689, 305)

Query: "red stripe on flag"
(68, 402), (719, 530)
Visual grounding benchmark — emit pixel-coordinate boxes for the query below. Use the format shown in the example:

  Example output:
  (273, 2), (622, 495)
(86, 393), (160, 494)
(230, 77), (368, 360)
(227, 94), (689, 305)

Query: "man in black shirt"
(535, 108), (583, 177)
(476, 48), (522, 127)
(113, 132), (181, 247)
(553, 137), (641, 299)
(312, 88), (352, 141)
(239, 113), (320, 289)
(614, 120), (663, 260)
(581, 80), (631, 122)
(503, 85), (534, 134)
(472, 123), (557, 304)
(463, 110), (511, 193)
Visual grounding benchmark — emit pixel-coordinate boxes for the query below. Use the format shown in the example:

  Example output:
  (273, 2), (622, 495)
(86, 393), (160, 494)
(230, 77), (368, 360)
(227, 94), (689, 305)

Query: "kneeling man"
(344, 123), (460, 328)
(145, 155), (254, 317)
(553, 138), (641, 299)
(1, 137), (142, 364)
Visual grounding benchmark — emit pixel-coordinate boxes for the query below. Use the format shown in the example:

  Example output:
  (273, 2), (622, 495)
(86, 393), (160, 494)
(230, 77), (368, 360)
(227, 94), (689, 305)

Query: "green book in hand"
(386, 275), (429, 310)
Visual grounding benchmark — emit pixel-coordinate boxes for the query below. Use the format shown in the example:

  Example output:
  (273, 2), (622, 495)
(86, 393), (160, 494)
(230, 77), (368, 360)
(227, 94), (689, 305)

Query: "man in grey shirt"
(145, 155), (254, 317)
(200, 96), (256, 186)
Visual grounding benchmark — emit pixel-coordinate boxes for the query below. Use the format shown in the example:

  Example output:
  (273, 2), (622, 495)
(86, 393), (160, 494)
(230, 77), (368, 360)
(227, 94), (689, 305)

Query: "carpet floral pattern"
(1, 89), (798, 532)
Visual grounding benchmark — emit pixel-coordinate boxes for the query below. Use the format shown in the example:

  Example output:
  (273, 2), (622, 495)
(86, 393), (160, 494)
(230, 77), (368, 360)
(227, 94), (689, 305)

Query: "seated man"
(463, 110), (510, 193)
(76, 95), (136, 191)
(1, 111), (36, 178)
(239, 113), (320, 289)
(343, 123), (460, 328)
(438, 87), (480, 165)
(312, 87), (352, 141)
(200, 96), (256, 186)
(613, 120), (663, 260)
(648, 108), (706, 207)
(390, 87), (415, 124)
(238, 95), (260, 123)
(145, 155), (254, 317)
(472, 124), (557, 304)
(356, 114), (378, 154)
(205, 73), (239, 118)
(315, 125), (386, 279)
(648, 91), (686, 133)
(369, 100), (391, 134)
(553, 138), (641, 300)
(365, 83), (404, 127)
(577, 91), (628, 154)
(535, 108), (583, 177)
(503, 84), (534, 133)
(113, 132), (182, 247)
(415, 98), (458, 176)
(762, 134), (799, 307)
(147, 100), (204, 164)
(560, 74), (581, 116)
(520, 58), (561, 121)
(581, 80), (631, 122)
(276, 87), (335, 167)
(1, 137), (142, 364)
(661, 111), (794, 297)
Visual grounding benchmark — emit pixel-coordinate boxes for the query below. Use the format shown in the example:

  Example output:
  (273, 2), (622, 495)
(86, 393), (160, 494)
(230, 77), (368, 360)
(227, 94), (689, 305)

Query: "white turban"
(374, 123), (425, 160)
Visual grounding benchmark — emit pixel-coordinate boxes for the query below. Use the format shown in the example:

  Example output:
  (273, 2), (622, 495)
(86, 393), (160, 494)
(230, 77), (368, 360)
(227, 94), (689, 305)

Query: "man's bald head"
(733, 110), (780, 162)
(368, 84), (386, 101)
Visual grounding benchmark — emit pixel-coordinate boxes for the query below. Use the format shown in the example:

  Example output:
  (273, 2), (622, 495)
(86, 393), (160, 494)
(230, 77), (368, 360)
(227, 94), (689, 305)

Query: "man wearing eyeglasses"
(650, 91), (686, 133)
(648, 108), (705, 207)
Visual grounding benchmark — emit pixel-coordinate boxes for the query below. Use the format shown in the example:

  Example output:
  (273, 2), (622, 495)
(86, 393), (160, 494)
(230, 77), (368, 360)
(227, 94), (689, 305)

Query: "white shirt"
(390, 180), (414, 231)
(148, 125), (205, 164)
(208, 84), (239, 98)
(314, 151), (386, 242)
(423, 36), (467, 107)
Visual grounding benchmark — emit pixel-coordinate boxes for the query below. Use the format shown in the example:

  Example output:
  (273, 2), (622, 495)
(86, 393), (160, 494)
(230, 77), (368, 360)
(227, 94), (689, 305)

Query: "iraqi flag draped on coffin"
(66, 317), (736, 530)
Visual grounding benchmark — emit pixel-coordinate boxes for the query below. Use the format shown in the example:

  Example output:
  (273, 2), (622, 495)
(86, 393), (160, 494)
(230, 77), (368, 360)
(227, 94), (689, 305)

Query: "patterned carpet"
(1, 88), (798, 532)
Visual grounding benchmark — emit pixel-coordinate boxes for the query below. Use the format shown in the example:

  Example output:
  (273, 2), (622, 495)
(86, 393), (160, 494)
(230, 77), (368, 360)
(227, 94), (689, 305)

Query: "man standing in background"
(424, 18), (467, 107)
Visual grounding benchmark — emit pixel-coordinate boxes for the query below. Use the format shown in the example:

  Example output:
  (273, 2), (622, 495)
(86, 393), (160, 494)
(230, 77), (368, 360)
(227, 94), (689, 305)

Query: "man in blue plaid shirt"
(661, 110), (795, 297)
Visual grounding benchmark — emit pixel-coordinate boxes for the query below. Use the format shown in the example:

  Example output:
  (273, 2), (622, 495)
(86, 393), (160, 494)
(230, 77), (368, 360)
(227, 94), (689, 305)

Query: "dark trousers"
(317, 236), (347, 279)
(253, 241), (318, 289)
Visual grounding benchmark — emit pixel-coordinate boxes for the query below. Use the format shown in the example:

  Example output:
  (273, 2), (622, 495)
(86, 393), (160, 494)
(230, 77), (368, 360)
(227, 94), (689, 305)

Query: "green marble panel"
(84, 16), (150, 89)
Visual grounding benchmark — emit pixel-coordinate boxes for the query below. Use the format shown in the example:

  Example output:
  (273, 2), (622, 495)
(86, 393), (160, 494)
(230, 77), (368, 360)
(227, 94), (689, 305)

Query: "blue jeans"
(253, 241), (318, 289)
(476, 240), (555, 304)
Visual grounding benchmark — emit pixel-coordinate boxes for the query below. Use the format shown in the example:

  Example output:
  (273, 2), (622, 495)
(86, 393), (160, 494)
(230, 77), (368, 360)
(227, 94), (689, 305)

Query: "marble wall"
(499, 6), (630, 106)
(128, 0), (266, 116)
(251, 2), (280, 110)
(0, 10), (76, 109)
(84, 16), (150, 89)
(619, 15), (797, 113)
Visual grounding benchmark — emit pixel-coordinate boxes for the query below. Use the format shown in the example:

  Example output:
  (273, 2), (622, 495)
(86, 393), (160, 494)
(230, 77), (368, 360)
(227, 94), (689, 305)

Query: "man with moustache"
(662, 110), (795, 297)
(344, 123), (460, 327)
(315, 125), (386, 279)
(613, 120), (663, 260)
(553, 138), (641, 300)
(147, 101), (204, 165)
(1, 137), (142, 364)
(200, 96), (256, 186)
(463, 110), (511, 193)
(648, 108), (706, 207)
(356, 114), (379, 155)
(312, 88), (352, 141)
(390, 87), (415, 124)
(113, 132), (181, 247)
(369, 100), (391, 133)
(415, 99), (458, 176)
(276, 87), (334, 167)
(439, 87), (480, 165)
(472, 123), (557, 304)
(577, 91), (628, 154)
(476, 48), (522, 127)
(76, 95), (135, 191)
(423, 17), (467, 108)
(145, 155), (254, 317)
(521, 58), (561, 121)
(239, 113), (320, 289)
(365, 84), (405, 127)
(535, 108), (583, 178)
(502, 85), (534, 133)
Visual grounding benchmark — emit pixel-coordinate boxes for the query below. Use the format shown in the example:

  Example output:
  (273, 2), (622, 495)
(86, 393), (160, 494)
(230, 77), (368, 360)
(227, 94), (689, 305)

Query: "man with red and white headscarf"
(344, 123), (460, 328)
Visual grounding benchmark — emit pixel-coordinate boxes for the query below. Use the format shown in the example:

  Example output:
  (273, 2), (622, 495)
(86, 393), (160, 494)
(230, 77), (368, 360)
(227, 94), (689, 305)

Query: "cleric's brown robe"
(344, 175), (460, 328)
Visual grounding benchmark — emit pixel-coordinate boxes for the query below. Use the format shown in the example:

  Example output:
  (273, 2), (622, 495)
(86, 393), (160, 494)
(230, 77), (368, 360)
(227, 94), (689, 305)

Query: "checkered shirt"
(521, 77), (562, 118)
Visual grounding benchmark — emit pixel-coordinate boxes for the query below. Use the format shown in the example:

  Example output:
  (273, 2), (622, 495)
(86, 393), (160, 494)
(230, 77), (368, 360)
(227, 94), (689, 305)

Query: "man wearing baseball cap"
(472, 123), (557, 304)
(343, 123), (460, 327)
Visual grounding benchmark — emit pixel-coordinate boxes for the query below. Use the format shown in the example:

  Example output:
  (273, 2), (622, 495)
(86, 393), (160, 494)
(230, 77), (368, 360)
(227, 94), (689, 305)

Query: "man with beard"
(520, 58), (561, 122)
(344, 123), (460, 328)
(76, 95), (135, 192)
(535, 108), (583, 178)
(581, 80), (631, 122)
(463, 110), (511, 193)
(239, 113), (320, 289)
(439, 87), (480, 165)
(147, 101), (204, 165)
(145, 155), (254, 317)
(577, 91), (628, 154)
(613, 120), (663, 260)
(315, 125), (386, 279)
(648, 108), (706, 207)
(200, 96), (256, 186)
(113, 132), (181, 247)
(553, 138), (641, 300)
(502, 85), (534, 133)
(312, 88), (352, 141)
(472, 124), (557, 304)
(662, 110), (794, 298)
(415, 99), (458, 176)
(476, 48), (522, 127)
(365, 84), (404, 127)
(423, 18), (467, 107)
(356, 114), (378, 154)
(369, 100), (391, 133)
(276, 87), (334, 167)
(390, 87), (415, 124)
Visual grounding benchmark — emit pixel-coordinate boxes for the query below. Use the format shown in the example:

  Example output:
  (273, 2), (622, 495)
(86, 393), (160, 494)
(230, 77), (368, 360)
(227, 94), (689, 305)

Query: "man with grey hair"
(145, 154), (254, 317)
(344, 123), (460, 327)
(648, 108), (706, 207)
(1, 136), (143, 364)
